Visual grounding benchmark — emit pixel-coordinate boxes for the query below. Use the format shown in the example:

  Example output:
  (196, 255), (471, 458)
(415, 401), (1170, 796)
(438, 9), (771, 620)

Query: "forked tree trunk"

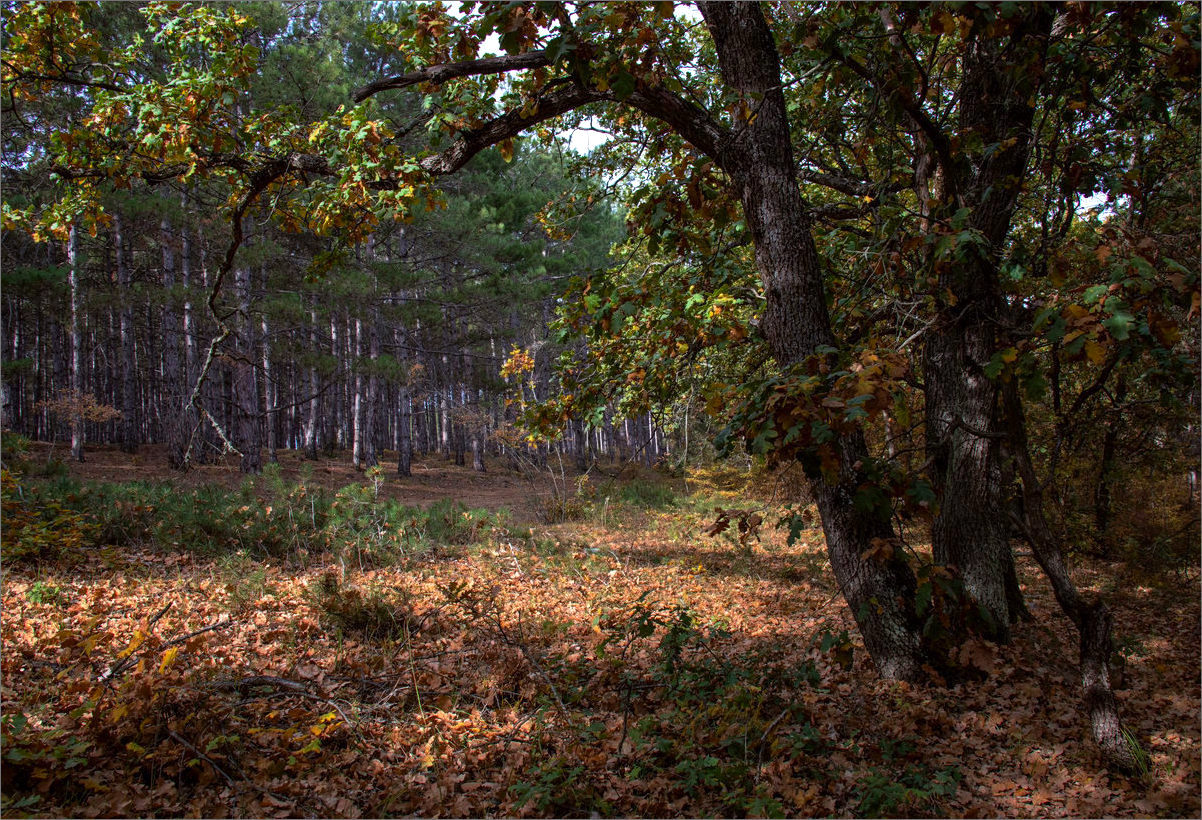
(917, 8), (1054, 636)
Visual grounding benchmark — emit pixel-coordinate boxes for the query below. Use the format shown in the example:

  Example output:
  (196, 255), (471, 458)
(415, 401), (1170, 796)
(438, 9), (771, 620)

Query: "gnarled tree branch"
(353, 51), (553, 102)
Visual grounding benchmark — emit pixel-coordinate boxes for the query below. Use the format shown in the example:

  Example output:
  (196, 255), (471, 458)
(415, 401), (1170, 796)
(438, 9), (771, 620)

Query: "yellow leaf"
(158, 646), (180, 673)
(117, 629), (147, 660)
(1084, 340), (1108, 365)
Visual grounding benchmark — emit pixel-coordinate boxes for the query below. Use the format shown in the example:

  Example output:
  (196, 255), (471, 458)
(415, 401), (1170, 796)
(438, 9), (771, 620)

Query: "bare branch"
(354, 51), (552, 102)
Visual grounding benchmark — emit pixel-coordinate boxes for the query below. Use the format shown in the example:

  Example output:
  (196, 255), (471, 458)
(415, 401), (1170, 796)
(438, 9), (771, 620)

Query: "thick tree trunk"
(924, 316), (1013, 637)
(700, 1), (924, 680)
(919, 8), (1053, 636)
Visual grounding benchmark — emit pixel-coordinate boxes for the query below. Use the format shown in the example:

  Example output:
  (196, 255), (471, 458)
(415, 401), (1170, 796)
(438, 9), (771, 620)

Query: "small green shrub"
(1, 430), (31, 468)
(217, 552), (272, 612)
(616, 478), (678, 510)
(853, 759), (962, 818)
(25, 581), (65, 606)
(511, 755), (605, 816)
(307, 572), (416, 641)
(1, 469), (98, 562)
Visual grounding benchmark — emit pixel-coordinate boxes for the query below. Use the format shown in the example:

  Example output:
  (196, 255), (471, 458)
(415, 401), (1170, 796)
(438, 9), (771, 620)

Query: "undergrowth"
(0, 466), (505, 567)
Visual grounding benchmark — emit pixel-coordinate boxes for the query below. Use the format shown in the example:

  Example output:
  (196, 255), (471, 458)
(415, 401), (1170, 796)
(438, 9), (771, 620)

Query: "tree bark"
(398, 385), (413, 477)
(918, 7), (1054, 636)
(1093, 375), (1127, 536)
(261, 309), (277, 464)
(161, 218), (191, 469)
(67, 224), (84, 462)
(573, 416), (588, 473)
(1002, 377), (1137, 772)
(700, 1), (924, 680)
(233, 265), (262, 474)
(363, 315), (380, 467)
(115, 212), (139, 454)
(303, 307), (320, 459)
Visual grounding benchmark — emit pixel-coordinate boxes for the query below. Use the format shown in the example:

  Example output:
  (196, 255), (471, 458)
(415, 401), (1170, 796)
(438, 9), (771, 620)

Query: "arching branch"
(354, 51), (732, 177)
(353, 51), (552, 102)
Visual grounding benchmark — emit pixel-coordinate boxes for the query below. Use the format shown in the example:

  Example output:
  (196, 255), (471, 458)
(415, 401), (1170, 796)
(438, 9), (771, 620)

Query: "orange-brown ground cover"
(2, 446), (1198, 817)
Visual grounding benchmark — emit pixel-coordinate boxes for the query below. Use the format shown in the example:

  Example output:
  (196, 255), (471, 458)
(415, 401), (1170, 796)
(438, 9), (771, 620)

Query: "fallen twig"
(204, 675), (363, 748)
(103, 616), (235, 681)
(168, 728), (238, 787)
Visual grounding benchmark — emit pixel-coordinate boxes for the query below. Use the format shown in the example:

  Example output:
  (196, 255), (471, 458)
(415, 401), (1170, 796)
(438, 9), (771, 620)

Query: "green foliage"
(1121, 726), (1152, 779)
(329, 487), (502, 566)
(592, 597), (823, 815)
(24, 581), (65, 606)
(853, 757), (963, 818)
(615, 478), (678, 510)
(216, 552), (273, 613)
(1, 430), (32, 468)
(511, 756), (603, 816)
(5, 470), (505, 569)
(307, 572), (416, 642)
(1, 708), (91, 811)
(0, 469), (98, 562)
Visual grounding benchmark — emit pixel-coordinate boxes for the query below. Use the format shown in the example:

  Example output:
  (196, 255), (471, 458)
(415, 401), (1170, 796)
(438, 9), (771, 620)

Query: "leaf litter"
(1, 456), (1198, 818)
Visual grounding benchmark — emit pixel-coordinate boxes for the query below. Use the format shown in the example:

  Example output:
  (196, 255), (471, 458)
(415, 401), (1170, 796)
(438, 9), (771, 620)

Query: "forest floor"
(2, 445), (1199, 818)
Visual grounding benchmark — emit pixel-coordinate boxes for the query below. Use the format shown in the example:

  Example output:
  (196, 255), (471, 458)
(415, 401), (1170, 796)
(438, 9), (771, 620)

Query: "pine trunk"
(67, 225), (84, 462)
(233, 266), (262, 474)
(398, 386), (412, 477)
(115, 213), (139, 454)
